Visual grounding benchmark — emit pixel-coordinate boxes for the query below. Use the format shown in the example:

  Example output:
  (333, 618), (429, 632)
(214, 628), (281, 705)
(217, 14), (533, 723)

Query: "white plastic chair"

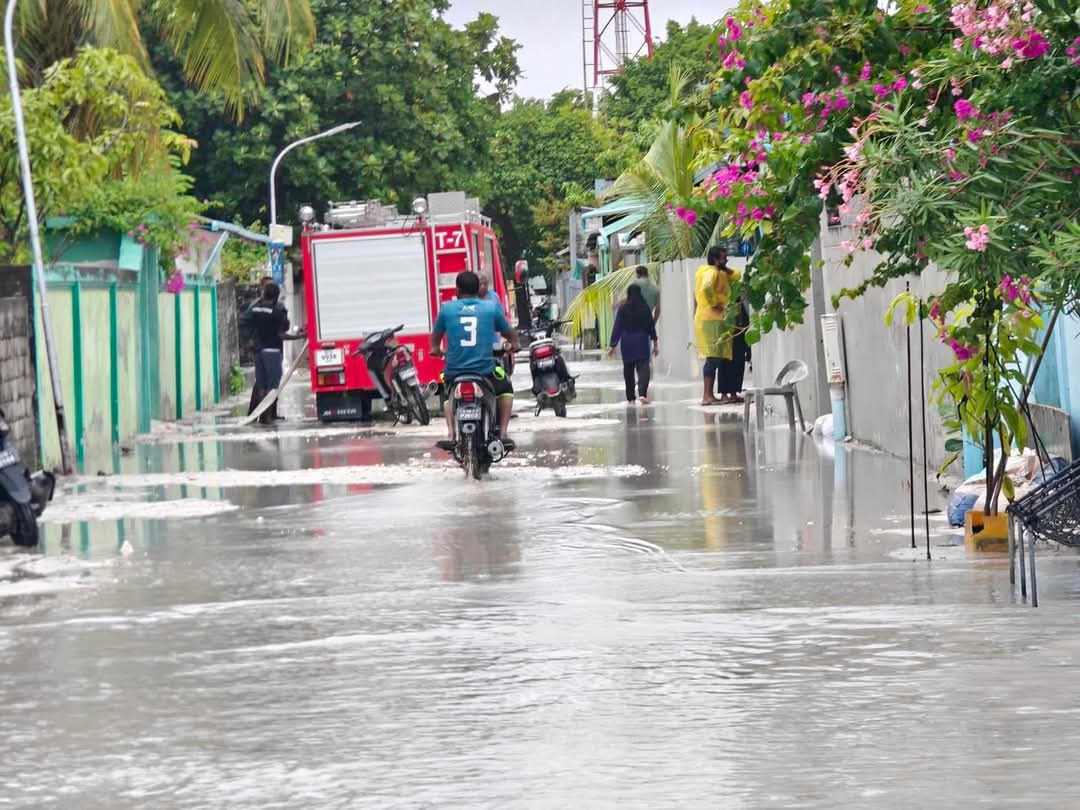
(743, 360), (809, 432)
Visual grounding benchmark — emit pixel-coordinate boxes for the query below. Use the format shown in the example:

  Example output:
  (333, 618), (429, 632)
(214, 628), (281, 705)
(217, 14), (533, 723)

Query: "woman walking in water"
(610, 283), (659, 404)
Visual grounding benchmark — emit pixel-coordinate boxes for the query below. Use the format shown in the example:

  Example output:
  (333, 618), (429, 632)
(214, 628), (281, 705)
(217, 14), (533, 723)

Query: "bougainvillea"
(684, 0), (1079, 508)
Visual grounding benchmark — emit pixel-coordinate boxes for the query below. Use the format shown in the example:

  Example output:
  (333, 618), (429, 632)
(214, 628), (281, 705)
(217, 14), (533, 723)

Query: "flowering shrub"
(685, 0), (1080, 507)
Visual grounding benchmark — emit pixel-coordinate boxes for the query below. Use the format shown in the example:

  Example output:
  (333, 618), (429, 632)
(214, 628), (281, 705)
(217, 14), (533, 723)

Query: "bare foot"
(639, 396), (650, 405)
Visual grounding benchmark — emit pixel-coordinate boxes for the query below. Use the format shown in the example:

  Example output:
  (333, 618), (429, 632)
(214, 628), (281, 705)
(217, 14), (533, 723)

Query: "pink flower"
(1000, 57), (1014, 69)
(953, 98), (978, 120)
(726, 17), (743, 41)
(929, 300), (942, 322)
(872, 83), (888, 99)
(740, 90), (753, 110)
(764, 205), (776, 218)
(915, 4), (930, 11)
(967, 129), (984, 143)
(685, 210), (698, 227)
(859, 62), (871, 81)
(964, 223), (991, 252)
(948, 339), (979, 361)
(751, 207), (765, 221)
(676, 207), (687, 219)
(893, 77), (908, 92)
(999, 274), (1019, 302)
(1013, 28), (1049, 59)
(945, 147), (957, 161)
(841, 240), (857, 254)
(899, 44), (911, 57)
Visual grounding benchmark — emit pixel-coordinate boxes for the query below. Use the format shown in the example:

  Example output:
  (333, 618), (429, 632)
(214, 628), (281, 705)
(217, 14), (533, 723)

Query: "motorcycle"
(0, 409), (56, 547)
(351, 325), (430, 426)
(528, 320), (576, 418)
(446, 376), (509, 480)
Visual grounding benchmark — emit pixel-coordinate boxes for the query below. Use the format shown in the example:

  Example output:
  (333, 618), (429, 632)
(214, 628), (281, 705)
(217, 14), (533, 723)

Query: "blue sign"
(269, 241), (286, 285)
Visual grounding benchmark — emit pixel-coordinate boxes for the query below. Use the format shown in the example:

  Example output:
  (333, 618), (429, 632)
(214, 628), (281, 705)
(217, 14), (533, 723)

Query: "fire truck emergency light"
(298, 205), (316, 223)
(411, 197), (428, 216)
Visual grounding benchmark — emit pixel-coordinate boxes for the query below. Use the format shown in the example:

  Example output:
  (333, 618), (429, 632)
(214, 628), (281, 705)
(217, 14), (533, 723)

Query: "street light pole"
(269, 121), (361, 227)
(5, 0), (74, 473)
(267, 122), (359, 364)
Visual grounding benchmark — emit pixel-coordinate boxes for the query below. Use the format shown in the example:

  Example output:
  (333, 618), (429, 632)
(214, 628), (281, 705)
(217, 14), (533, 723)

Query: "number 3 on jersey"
(460, 316), (478, 347)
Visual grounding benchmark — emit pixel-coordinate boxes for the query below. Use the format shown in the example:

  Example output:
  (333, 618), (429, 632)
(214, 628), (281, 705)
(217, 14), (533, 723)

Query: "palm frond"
(258, 0), (315, 66)
(76, 0), (145, 63)
(561, 264), (668, 345)
(154, 0), (263, 118)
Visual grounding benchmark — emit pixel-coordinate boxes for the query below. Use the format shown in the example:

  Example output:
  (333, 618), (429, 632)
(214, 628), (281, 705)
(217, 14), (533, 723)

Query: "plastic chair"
(743, 360), (809, 432)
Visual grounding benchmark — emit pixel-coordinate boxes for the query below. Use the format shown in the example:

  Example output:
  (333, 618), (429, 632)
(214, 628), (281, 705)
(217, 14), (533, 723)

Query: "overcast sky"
(443, 1), (732, 100)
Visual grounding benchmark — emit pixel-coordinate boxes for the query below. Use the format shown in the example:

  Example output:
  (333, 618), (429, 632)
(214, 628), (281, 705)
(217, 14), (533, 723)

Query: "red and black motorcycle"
(351, 325), (430, 425)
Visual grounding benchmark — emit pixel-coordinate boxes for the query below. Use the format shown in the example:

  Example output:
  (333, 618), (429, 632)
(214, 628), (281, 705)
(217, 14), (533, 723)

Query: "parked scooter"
(351, 325), (430, 425)
(446, 376), (510, 480)
(528, 320), (576, 418)
(0, 409), (56, 547)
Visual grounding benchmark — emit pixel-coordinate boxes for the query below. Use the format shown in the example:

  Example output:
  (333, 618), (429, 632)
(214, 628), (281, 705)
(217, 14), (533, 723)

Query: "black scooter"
(528, 320), (576, 417)
(0, 409), (56, 547)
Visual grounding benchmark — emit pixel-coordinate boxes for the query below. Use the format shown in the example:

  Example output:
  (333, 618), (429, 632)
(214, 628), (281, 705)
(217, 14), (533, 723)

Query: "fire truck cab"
(300, 191), (510, 422)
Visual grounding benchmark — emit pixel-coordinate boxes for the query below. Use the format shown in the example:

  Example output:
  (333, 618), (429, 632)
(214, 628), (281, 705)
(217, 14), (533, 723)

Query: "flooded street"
(3, 357), (1080, 808)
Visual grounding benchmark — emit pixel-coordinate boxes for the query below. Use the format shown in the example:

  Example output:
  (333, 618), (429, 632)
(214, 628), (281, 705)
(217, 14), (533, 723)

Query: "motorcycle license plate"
(315, 348), (344, 367)
(457, 405), (482, 421)
(399, 366), (418, 381)
(537, 357), (555, 368)
(0, 449), (18, 469)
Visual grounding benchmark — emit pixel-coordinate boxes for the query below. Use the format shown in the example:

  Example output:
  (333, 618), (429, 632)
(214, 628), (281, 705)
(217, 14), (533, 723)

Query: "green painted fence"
(35, 234), (223, 473)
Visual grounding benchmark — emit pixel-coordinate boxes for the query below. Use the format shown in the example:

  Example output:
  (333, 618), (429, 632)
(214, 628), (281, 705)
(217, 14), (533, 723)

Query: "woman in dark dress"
(609, 284), (659, 404)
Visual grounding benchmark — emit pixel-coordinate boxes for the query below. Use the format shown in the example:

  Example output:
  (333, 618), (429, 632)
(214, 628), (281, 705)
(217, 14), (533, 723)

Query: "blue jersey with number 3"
(434, 297), (511, 376)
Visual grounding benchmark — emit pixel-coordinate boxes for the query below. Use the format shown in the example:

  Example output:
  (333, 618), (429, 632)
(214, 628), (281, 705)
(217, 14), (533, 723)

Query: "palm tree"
(17, 0), (315, 117)
(563, 67), (714, 344)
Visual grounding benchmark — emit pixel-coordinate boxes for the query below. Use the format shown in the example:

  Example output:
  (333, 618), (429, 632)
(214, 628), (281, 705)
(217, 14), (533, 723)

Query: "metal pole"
(906, 282), (916, 549)
(268, 122), (359, 366)
(268, 121), (360, 226)
(919, 302), (931, 561)
(5, 0), (73, 474)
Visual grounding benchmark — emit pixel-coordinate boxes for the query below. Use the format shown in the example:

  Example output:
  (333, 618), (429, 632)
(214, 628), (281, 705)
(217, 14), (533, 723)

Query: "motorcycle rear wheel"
(553, 397), (568, 418)
(465, 433), (483, 481)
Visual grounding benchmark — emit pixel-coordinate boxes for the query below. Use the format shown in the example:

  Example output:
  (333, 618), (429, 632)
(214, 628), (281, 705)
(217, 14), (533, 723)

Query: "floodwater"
(3, 356), (1080, 809)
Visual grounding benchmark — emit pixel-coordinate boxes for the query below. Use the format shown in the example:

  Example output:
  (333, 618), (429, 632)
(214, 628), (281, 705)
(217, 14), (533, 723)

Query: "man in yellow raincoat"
(694, 246), (738, 406)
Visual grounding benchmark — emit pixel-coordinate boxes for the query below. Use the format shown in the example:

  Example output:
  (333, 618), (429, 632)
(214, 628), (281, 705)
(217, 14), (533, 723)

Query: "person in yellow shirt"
(694, 246), (739, 405)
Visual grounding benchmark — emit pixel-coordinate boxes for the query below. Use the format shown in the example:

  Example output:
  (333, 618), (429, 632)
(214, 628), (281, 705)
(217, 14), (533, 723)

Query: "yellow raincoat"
(694, 264), (739, 360)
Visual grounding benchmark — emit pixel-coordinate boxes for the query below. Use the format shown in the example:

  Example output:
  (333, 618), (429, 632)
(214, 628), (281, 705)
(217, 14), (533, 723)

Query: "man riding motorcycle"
(430, 271), (519, 452)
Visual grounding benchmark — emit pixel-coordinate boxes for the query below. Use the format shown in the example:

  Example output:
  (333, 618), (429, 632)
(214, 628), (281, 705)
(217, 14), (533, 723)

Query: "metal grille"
(1008, 459), (1080, 547)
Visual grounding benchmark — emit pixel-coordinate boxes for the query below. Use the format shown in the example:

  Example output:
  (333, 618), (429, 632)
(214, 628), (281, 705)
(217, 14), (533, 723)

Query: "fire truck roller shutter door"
(311, 234), (432, 341)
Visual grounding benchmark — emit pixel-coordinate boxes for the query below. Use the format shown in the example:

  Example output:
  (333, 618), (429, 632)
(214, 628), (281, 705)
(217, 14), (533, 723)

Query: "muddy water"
(2, 359), (1080, 808)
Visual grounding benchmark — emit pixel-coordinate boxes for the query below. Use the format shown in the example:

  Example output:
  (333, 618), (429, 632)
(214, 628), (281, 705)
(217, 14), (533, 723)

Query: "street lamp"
(269, 121), (361, 226)
(4, 0), (73, 473)
(267, 122), (359, 366)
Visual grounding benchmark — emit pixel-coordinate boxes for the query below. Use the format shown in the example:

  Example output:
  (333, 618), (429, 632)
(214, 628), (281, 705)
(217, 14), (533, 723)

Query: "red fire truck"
(300, 192), (510, 422)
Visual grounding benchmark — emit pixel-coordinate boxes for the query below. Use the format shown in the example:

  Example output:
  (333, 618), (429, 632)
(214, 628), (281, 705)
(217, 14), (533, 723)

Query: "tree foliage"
(605, 19), (720, 146)
(157, 0), (520, 228)
(0, 47), (200, 265)
(479, 90), (630, 273)
(16, 0), (315, 117)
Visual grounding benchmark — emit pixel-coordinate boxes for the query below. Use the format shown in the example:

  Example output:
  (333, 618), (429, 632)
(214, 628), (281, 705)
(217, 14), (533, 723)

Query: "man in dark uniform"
(243, 281), (305, 424)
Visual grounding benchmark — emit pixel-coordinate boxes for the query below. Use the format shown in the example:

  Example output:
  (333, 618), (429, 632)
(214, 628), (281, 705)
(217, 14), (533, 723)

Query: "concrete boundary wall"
(35, 232), (230, 472)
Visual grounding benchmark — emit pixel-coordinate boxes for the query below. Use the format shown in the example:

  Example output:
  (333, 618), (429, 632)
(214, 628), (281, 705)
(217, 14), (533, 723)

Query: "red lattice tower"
(583, 0), (655, 93)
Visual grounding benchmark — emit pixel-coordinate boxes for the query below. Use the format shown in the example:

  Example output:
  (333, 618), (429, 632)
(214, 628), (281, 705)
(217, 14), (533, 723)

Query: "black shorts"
(442, 370), (513, 404)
